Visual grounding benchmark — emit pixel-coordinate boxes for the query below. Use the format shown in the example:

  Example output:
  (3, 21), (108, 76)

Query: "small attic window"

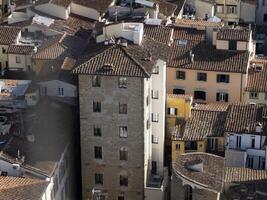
(177, 40), (188, 46)
(255, 65), (263, 72)
(102, 64), (113, 71)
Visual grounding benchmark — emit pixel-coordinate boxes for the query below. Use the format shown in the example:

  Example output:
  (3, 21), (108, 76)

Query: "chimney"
(191, 53), (195, 63)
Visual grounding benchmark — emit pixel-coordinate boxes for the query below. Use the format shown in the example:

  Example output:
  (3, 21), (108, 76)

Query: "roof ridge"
(119, 45), (150, 77)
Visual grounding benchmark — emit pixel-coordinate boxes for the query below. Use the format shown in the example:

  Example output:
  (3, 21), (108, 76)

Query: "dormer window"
(177, 40), (188, 46)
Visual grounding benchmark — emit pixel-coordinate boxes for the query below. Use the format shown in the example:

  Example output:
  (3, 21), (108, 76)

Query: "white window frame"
(152, 113), (159, 122)
(119, 126), (128, 138)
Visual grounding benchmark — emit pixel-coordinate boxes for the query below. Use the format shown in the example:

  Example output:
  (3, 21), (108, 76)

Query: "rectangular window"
(58, 88), (64, 96)
(216, 92), (229, 102)
(207, 138), (218, 151)
(95, 173), (103, 185)
(119, 126), (127, 138)
(194, 91), (206, 100)
(152, 66), (159, 74)
(152, 135), (158, 144)
(250, 92), (259, 99)
(120, 175), (128, 186)
(229, 40), (237, 51)
(93, 101), (101, 112)
(264, 14), (267, 22)
(15, 56), (21, 63)
(118, 77), (127, 88)
(2, 48), (5, 54)
(152, 90), (159, 99)
(247, 157), (254, 168)
(167, 107), (178, 115)
(173, 88), (185, 95)
(152, 113), (159, 122)
(118, 196), (124, 200)
(119, 103), (127, 114)
(197, 72), (207, 81)
(119, 147), (127, 161)
(216, 5), (224, 13)
(227, 5), (237, 14)
(236, 135), (241, 149)
(94, 125), (101, 136)
(147, 119), (150, 130)
(251, 137), (255, 148)
(92, 75), (101, 87)
(175, 143), (180, 150)
(94, 146), (102, 159)
(176, 71), (186, 80)
(217, 74), (230, 83)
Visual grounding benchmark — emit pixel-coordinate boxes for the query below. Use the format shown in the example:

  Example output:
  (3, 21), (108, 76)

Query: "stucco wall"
(35, 3), (69, 19)
(8, 53), (32, 70)
(167, 68), (246, 103)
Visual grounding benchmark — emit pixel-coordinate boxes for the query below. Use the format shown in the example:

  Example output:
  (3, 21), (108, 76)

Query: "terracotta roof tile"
(72, 0), (114, 13)
(7, 45), (35, 54)
(224, 103), (267, 133)
(217, 28), (251, 41)
(175, 18), (223, 28)
(173, 153), (225, 192)
(245, 59), (267, 92)
(167, 93), (192, 100)
(0, 176), (48, 200)
(0, 26), (21, 45)
(144, 25), (173, 45)
(178, 104), (229, 140)
(225, 168), (267, 183)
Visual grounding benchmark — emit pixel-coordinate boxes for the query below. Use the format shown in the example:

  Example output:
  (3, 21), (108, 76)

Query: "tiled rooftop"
(73, 37), (170, 77)
(245, 59), (267, 92)
(7, 45), (35, 55)
(144, 25), (173, 45)
(217, 28), (251, 41)
(173, 153), (225, 192)
(0, 26), (21, 45)
(175, 18), (223, 28)
(0, 176), (48, 200)
(166, 93), (192, 100)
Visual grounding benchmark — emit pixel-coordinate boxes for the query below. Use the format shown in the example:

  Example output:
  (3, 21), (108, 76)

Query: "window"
(217, 74), (230, 83)
(152, 113), (159, 122)
(216, 92), (229, 102)
(185, 141), (197, 151)
(58, 88), (64, 96)
(176, 71), (186, 80)
(176, 143), (180, 150)
(119, 147), (127, 161)
(236, 135), (241, 149)
(264, 14), (267, 22)
(184, 185), (193, 200)
(152, 90), (159, 99)
(247, 156), (254, 168)
(118, 196), (125, 200)
(197, 72), (207, 81)
(152, 66), (159, 74)
(94, 146), (102, 159)
(120, 175), (128, 186)
(99, 195), (106, 200)
(250, 92), (259, 99)
(251, 137), (255, 148)
(147, 119), (150, 130)
(93, 101), (101, 112)
(119, 126), (127, 138)
(227, 5), (237, 14)
(119, 103), (127, 114)
(94, 125), (101, 136)
(194, 91), (206, 100)
(216, 4), (224, 13)
(92, 75), (101, 87)
(152, 161), (157, 174)
(173, 88), (185, 95)
(167, 107), (178, 115)
(229, 40), (237, 51)
(152, 135), (158, 144)
(2, 48), (5, 54)
(95, 173), (103, 185)
(119, 77), (127, 88)
(15, 56), (21, 63)
(207, 138), (218, 151)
